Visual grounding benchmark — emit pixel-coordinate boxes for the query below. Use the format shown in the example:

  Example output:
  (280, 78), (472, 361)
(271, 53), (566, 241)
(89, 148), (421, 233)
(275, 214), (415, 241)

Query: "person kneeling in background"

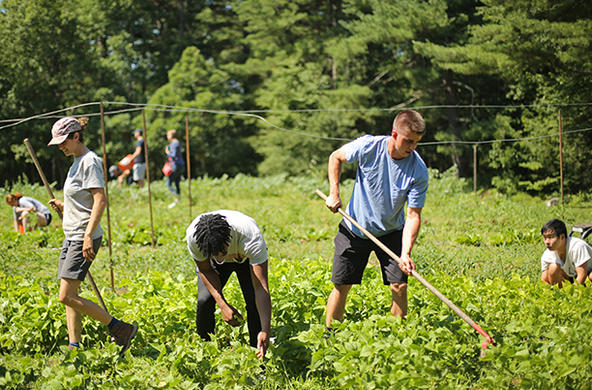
(6, 192), (52, 233)
(540, 218), (592, 287)
(185, 210), (271, 358)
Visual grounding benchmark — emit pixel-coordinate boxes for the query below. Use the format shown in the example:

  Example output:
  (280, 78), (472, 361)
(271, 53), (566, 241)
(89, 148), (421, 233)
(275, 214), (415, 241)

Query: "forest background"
(1, 0), (591, 196)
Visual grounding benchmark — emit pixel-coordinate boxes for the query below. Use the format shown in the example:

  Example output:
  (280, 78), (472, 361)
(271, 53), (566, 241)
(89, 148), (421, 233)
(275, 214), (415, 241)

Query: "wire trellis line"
(2, 101), (592, 145)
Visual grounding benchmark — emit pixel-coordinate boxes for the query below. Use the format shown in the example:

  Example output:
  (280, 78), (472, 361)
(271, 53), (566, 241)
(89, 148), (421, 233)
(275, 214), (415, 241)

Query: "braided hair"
(193, 213), (231, 257)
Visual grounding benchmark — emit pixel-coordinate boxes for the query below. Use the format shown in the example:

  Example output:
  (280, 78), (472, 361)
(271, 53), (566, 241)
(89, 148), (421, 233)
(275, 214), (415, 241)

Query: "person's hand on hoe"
(325, 192), (342, 213)
(399, 253), (416, 275)
(48, 199), (63, 213)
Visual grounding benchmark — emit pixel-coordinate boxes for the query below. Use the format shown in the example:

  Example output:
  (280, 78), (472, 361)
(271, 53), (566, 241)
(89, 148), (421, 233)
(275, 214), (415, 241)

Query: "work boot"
(109, 321), (138, 356)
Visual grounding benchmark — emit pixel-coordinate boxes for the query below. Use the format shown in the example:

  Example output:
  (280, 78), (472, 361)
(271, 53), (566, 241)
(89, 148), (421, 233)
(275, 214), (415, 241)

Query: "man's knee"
(390, 282), (407, 294)
(333, 284), (352, 294)
(547, 264), (567, 284)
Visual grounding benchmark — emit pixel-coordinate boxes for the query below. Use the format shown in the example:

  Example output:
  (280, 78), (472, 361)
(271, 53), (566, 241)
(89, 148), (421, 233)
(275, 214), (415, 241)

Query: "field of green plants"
(1, 169), (592, 389)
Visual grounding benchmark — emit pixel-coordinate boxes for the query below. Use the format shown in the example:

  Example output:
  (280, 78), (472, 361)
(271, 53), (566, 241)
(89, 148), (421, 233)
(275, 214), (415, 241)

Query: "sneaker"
(109, 321), (138, 356)
(168, 201), (177, 209)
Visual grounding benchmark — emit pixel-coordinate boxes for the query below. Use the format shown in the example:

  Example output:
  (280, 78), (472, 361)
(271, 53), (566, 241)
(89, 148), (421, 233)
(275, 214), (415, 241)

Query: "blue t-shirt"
(343, 135), (428, 238)
(167, 140), (185, 166)
(134, 138), (145, 163)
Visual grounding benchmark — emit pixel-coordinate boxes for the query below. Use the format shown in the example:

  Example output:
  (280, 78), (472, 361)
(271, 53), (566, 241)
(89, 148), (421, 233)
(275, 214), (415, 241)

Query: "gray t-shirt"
(186, 210), (268, 271)
(63, 150), (104, 240)
(12, 196), (50, 220)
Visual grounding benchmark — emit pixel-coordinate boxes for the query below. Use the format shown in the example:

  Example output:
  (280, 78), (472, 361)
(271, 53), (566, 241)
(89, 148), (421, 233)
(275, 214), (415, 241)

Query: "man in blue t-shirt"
(324, 109), (428, 326)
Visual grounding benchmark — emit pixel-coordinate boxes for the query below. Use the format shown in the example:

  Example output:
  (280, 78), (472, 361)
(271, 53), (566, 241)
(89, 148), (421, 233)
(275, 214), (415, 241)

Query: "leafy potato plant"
(1, 173), (591, 388)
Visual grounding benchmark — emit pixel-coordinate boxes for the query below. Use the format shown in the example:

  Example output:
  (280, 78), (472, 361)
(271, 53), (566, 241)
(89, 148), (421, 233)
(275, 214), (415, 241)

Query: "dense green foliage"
(1, 173), (592, 388)
(1, 0), (591, 194)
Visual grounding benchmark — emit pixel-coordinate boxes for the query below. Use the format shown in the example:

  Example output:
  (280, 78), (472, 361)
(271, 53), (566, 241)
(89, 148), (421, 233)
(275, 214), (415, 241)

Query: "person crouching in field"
(47, 116), (138, 355)
(540, 218), (592, 287)
(186, 210), (271, 358)
(5, 192), (52, 233)
(323, 110), (428, 327)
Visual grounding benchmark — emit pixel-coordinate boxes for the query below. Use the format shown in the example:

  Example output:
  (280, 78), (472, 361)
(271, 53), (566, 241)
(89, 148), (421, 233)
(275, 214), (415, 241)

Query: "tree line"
(1, 0), (591, 195)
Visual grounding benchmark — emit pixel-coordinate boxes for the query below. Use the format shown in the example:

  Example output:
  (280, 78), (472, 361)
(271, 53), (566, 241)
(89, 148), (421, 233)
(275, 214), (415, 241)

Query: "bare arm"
(130, 144), (142, 159)
(326, 146), (348, 212)
(196, 260), (243, 326)
(399, 207), (422, 274)
(575, 261), (589, 284)
(82, 188), (106, 261)
(250, 261), (271, 358)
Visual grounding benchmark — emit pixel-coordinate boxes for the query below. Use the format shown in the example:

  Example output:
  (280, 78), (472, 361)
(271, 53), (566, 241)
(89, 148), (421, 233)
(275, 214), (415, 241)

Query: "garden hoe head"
(314, 189), (498, 359)
(473, 323), (496, 358)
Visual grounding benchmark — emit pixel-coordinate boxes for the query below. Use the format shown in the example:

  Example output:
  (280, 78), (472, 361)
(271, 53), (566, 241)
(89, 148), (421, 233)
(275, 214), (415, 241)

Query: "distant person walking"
(165, 129), (184, 208)
(186, 210), (271, 358)
(47, 116), (137, 354)
(323, 109), (428, 327)
(540, 218), (592, 287)
(130, 128), (146, 188)
(116, 129), (145, 189)
(5, 192), (52, 233)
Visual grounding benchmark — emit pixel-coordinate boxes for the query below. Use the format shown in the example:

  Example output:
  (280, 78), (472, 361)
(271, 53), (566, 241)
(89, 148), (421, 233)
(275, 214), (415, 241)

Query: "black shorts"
(332, 220), (407, 285)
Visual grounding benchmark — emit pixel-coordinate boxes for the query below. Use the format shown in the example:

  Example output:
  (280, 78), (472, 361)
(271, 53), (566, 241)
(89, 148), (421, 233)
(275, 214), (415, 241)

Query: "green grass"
(1, 170), (592, 388)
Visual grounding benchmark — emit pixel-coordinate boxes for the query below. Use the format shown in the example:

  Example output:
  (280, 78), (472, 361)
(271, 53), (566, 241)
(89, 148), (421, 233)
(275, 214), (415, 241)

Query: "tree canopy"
(1, 0), (591, 195)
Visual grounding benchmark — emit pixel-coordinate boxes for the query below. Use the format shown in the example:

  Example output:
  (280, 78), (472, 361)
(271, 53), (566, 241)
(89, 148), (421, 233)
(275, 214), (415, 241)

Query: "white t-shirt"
(62, 150), (104, 240)
(541, 236), (592, 277)
(186, 210), (268, 269)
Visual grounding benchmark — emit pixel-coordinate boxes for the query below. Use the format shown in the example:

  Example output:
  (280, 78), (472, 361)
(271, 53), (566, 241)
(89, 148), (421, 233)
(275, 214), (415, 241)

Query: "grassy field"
(1, 169), (592, 388)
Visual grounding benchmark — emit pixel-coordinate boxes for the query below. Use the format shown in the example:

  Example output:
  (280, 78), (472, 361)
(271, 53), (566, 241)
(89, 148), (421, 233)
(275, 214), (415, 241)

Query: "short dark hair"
(541, 218), (567, 237)
(393, 110), (425, 135)
(193, 213), (231, 257)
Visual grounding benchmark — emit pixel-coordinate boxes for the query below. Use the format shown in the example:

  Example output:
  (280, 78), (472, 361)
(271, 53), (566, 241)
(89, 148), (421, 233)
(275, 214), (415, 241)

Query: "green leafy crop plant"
(1, 174), (591, 388)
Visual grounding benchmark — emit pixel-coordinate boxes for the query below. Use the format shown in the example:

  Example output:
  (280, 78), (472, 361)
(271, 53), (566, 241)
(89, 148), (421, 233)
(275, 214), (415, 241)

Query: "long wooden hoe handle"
(24, 138), (109, 313)
(315, 189), (495, 351)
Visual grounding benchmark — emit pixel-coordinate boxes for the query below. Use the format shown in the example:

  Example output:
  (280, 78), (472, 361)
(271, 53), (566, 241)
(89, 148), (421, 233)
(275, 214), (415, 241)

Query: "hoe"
(24, 138), (109, 313)
(316, 189), (495, 355)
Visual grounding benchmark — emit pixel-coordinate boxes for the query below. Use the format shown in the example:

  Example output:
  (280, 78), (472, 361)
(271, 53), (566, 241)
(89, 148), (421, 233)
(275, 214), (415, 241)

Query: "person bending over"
(324, 109), (428, 327)
(186, 210), (271, 358)
(6, 192), (52, 233)
(540, 218), (592, 287)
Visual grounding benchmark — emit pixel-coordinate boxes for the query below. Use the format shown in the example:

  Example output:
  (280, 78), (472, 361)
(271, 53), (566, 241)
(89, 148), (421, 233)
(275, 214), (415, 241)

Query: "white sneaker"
(168, 201), (177, 209)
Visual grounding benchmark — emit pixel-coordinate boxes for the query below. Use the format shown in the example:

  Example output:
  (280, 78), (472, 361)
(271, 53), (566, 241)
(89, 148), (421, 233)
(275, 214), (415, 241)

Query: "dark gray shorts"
(332, 221), (407, 285)
(57, 238), (102, 281)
